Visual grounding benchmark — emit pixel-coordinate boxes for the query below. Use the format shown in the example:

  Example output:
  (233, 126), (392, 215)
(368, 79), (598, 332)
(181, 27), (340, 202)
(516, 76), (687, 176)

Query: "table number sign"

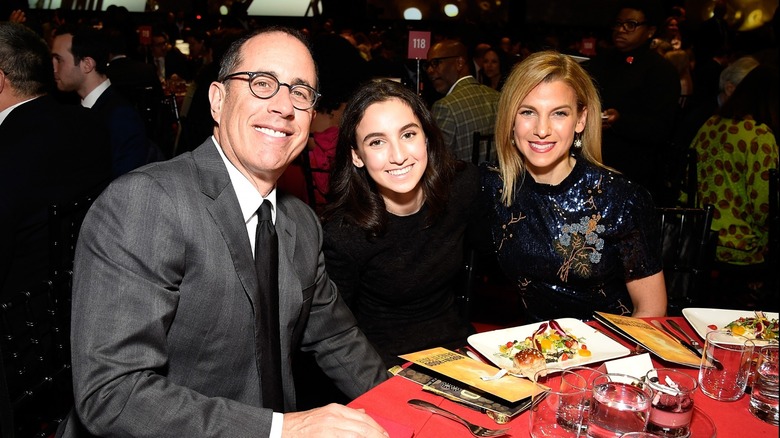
(407, 31), (431, 59)
(138, 25), (152, 46)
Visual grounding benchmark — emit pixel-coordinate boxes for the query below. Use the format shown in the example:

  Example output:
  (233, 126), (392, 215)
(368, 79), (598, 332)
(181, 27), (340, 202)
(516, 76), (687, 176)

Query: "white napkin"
(597, 353), (654, 379)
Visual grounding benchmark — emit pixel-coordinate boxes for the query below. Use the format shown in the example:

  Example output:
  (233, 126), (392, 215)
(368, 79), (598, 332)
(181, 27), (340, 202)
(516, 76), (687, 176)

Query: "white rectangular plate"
(682, 308), (779, 344)
(467, 317), (631, 371)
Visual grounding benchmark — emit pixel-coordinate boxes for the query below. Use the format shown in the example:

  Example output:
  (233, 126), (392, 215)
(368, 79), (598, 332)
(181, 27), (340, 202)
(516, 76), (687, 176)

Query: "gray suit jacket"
(60, 138), (386, 437)
(432, 76), (500, 162)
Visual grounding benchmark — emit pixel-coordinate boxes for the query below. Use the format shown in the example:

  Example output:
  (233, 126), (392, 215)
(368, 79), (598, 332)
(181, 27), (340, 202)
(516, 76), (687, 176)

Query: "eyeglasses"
(221, 71), (320, 110)
(422, 55), (459, 70)
(612, 20), (647, 32)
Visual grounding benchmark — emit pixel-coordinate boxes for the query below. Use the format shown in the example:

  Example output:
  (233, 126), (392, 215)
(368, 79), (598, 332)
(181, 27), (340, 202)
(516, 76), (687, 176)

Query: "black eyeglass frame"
(612, 20), (648, 32)
(422, 55), (460, 70)
(221, 71), (321, 111)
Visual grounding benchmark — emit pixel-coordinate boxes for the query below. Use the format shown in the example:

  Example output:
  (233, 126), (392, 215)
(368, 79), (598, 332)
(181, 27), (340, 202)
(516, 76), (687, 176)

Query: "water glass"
(698, 329), (754, 401)
(586, 373), (653, 438)
(749, 344), (779, 425)
(567, 366), (607, 434)
(645, 368), (697, 438)
(530, 368), (590, 437)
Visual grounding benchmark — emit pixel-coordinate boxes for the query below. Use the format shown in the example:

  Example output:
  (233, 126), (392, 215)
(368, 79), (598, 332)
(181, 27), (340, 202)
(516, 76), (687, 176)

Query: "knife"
(666, 319), (703, 354)
(650, 320), (703, 359)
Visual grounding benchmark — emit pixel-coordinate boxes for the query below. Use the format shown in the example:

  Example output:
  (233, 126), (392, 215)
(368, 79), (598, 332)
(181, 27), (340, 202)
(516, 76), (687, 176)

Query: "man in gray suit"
(425, 39), (500, 162)
(59, 27), (389, 437)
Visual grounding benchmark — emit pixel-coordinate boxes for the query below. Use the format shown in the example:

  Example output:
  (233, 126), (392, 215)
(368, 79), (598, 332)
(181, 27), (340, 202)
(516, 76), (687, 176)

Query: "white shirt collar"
(81, 78), (111, 108)
(0, 96), (38, 126)
(446, 75), (473, 95)
(212, 136), (277, 254)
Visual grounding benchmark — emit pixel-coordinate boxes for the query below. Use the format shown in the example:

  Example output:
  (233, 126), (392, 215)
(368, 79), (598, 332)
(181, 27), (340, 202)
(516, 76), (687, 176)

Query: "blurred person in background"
(1, 22), (110, 301)
(584, 0), (681, 206)
(690, 65), (778, 308)
(425, 38), (500, 162)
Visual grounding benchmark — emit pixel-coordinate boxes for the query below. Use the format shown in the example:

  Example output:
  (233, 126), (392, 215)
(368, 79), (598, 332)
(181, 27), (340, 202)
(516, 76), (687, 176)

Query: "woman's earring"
(511, 138), (516, 146)
(573, 133), (583, 149)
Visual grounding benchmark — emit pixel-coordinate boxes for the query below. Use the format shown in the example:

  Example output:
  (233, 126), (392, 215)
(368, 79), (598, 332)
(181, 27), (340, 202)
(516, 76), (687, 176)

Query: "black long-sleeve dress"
(323, 165), (480, 367)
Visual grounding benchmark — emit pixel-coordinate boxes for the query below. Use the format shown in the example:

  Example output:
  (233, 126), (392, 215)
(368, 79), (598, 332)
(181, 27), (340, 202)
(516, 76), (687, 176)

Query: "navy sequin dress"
(480, 159), (662, 323)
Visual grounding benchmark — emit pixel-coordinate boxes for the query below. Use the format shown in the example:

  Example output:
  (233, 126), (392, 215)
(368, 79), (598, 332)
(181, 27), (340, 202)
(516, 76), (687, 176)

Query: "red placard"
(407, 31), (431, 59)
(138, 25), (152, 45)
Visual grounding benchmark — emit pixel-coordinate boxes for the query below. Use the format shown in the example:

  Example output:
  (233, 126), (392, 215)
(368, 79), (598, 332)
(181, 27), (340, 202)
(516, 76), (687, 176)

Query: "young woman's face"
(351, 98), (428, 214)
(513, 79), (586, 185)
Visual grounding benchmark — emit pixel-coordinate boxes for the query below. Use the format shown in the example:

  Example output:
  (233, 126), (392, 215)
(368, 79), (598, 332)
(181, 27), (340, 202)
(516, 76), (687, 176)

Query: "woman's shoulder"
(478, 161), (502, 186)
(579, 161), (655, 208)
(322, 215), (373, 250)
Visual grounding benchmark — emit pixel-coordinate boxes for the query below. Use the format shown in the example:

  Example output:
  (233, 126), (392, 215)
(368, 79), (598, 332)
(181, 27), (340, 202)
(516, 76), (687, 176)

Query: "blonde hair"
(495, 50), (604, 206)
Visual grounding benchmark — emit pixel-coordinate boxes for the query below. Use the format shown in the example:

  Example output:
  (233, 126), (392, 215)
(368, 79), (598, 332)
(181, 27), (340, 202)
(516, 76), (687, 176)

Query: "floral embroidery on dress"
(497, 212), (525, 250)
(555, 214), (605, 281)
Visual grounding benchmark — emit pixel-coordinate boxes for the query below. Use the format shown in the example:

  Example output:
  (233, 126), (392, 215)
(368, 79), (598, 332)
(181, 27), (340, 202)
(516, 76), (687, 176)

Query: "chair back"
(657, 204), (717, 315)
(0, 194), (96, 437)
(456, 247), (478, 321)
(471, 132), (494, 165)
(683, 148), (698, 208)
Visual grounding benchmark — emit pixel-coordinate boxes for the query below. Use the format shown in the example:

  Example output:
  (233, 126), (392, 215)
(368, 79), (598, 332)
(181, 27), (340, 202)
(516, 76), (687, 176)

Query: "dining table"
(348, 316), (778, 437)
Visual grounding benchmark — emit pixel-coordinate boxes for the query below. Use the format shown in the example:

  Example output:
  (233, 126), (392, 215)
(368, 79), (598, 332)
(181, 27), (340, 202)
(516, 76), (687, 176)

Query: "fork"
(407, 399), (511, 437)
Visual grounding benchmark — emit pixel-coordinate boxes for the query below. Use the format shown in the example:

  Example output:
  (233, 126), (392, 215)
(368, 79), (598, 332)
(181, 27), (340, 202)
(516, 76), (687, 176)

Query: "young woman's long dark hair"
(321, 79), (459, 236)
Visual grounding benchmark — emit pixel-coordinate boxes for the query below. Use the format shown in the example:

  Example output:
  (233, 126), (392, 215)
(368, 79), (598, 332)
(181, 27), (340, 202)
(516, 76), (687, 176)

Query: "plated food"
(468, 318), (631, 377)
(724, 311), (778, 340)
(497, 319), (593, 378)
(682, 308), (780, 344)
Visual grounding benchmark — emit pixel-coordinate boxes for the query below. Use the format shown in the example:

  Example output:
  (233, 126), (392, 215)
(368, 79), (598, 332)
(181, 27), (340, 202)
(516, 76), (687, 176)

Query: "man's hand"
(9, 9), (26, 23)
(283, 403), (389, 437)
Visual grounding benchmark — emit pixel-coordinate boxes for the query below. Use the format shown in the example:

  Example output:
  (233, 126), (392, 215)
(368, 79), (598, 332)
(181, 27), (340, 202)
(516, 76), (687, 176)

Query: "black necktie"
(255, 200), (284, 411)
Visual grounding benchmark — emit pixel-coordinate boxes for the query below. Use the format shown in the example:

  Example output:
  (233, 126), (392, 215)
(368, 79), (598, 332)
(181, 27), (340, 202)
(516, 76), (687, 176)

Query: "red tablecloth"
(348, 316), (778, 437)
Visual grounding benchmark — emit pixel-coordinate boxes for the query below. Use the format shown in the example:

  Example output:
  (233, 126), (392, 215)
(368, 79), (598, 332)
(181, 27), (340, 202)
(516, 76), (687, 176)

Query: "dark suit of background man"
(425, 39), (500, 162)
(51, 25), (161, 179)
(584, 0), (680, 205)
(0, 22), (111, 301)
(57, 27), (389, 437)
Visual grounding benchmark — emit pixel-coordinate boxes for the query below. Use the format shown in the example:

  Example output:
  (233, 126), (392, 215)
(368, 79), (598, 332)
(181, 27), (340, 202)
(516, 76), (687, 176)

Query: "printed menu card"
(399, 347), (543, 402)
(593, 312), (701, 368)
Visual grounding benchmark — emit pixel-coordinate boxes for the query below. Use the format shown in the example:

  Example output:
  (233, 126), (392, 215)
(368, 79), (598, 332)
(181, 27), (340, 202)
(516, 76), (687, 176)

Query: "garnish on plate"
(497, 320), (590, 377)
(724, 311), (778, 340)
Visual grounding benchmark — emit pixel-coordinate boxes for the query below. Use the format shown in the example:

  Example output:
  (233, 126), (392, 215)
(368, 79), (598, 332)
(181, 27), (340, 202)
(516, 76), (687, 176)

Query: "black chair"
(456, 247), (478, 321)
(471, 132), (494, 165)
(683, 148), (698, 208)
(0, 194), (96, 437)
(657, 204), (717, 316)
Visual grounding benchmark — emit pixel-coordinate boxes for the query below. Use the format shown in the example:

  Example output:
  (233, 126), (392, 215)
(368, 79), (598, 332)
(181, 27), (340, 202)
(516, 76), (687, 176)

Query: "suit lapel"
(193, 139), (260, 314)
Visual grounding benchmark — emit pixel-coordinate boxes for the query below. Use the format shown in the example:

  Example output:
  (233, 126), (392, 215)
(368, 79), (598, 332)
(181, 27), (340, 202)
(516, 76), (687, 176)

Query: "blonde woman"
(481, 51), (667, 322)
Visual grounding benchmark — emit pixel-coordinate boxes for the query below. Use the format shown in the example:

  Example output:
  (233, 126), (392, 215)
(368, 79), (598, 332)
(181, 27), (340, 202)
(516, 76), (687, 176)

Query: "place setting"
(373, 312), (779, 437)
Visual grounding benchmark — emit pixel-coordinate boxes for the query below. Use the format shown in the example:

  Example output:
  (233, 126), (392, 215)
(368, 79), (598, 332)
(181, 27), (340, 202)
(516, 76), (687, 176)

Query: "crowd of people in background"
(3, 0), (777, 326)
(3, 0), (777, 338)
